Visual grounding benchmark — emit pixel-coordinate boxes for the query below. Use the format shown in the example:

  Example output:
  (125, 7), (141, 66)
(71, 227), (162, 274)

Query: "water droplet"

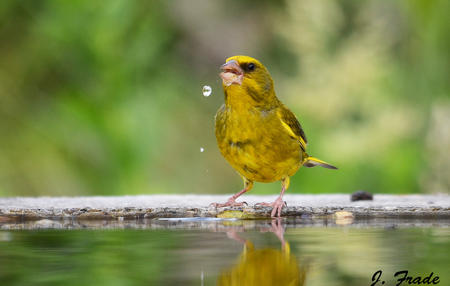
(202, 85), (212, 97)
(200, 147), (204, 152)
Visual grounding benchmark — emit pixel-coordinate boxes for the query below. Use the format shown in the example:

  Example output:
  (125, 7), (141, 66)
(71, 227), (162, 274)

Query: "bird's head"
(220, 55), (276, 106)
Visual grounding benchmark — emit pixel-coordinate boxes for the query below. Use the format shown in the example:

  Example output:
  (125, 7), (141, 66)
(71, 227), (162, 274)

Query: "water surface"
(0, 218), (448, 286)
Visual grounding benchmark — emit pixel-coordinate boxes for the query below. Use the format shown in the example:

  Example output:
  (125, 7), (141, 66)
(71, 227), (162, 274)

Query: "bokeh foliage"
(0, 0), (448, 196)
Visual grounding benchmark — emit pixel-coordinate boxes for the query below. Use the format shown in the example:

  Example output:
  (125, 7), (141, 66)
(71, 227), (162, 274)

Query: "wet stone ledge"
(0, 194), (449, 222)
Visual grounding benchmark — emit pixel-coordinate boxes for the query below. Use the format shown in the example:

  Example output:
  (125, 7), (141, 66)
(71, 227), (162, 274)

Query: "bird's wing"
(278, 106), (308, 151)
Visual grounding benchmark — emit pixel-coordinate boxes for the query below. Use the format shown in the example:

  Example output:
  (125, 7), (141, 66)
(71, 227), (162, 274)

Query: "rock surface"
(0, 194), (449, 220)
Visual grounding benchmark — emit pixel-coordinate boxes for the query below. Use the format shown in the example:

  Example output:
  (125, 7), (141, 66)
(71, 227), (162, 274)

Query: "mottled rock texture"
(0, 194), (448, 220)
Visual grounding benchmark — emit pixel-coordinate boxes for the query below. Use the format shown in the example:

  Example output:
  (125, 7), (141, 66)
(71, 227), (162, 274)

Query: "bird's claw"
(255, 199), (287, 218)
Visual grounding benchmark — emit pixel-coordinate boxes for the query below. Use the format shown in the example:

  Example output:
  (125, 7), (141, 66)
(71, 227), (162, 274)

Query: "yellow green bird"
(217, 219), (307, 286)
(211, 55), (337, 217)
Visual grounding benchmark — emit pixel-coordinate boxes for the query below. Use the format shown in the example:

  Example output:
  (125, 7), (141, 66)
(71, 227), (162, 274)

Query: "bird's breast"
(215, 105), (302, 182)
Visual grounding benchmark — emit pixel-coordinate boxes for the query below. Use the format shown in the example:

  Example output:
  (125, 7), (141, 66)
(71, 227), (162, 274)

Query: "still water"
(0, 218), (448, 286)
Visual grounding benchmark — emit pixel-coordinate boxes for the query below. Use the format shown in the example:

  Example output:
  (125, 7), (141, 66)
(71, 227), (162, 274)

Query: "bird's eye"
(247, 63), (255, 71)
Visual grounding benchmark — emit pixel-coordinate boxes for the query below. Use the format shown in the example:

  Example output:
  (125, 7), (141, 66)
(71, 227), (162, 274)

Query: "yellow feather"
(280, 120), (307, 151)
(281, 120), (306, 150)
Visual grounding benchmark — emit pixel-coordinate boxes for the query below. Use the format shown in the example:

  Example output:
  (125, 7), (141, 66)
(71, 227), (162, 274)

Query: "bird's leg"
(270, 218), (287, 250)
(210, 179), (253, 208)
(226, 230), (247, 245)
(256, 177), (289, 217)
(259, 218), (286, 244)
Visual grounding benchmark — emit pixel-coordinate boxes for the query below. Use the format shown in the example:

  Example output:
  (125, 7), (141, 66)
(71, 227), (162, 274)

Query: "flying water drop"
(202, 85), (212, 97)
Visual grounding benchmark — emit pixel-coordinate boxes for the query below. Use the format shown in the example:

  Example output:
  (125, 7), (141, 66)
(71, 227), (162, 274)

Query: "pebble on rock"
(351, 190), (373, 201)
(334, 211), (354, 225)
(334, 211), (354, 219)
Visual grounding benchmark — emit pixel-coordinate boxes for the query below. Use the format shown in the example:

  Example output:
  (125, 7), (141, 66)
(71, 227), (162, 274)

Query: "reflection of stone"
(34, 219), (63, 229)
(334, 211), (354, 225)
(218, 220), (307, 286)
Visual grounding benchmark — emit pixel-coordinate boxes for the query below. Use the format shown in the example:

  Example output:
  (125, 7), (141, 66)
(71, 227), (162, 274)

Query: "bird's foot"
(210, 198), (247, 208)
(255, 198), (287, 217)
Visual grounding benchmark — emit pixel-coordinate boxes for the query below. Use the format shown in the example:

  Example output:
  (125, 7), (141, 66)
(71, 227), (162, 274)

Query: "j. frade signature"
(371, 270), (440, 286)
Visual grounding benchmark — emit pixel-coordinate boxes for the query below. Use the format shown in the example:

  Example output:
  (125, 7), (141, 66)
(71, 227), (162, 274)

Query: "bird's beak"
(220, 60), (243, 86)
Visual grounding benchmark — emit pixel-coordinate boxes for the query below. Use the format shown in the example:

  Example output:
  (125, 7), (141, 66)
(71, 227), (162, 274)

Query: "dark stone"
(384, 224), (397, 230)
(300, 213), (312, 219)
(351, 190), (373, 201)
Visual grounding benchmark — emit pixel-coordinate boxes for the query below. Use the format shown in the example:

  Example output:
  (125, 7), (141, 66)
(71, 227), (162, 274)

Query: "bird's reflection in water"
(217, 219), (307, 286)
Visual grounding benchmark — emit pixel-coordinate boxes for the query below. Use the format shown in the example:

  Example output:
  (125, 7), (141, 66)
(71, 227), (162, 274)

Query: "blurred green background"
(0, 0), (448, 196)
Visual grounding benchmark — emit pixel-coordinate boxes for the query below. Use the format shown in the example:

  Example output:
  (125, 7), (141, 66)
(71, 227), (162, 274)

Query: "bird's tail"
(303, 155), (338, 170)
